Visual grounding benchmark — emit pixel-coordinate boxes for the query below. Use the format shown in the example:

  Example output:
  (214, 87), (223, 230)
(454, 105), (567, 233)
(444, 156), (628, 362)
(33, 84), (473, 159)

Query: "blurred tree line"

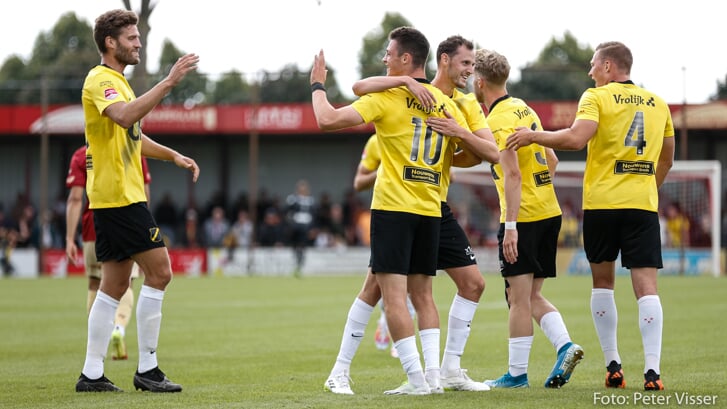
(5, 4), (721, 106)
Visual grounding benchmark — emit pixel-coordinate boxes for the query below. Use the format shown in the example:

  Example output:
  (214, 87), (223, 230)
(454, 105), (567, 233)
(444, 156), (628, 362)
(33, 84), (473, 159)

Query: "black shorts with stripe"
(93, 202), (165, 262)
(437, 202), (476, 270)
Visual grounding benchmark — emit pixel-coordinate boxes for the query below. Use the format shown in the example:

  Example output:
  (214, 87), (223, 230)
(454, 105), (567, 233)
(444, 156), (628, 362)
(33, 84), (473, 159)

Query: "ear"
(105, 36), (116, 50)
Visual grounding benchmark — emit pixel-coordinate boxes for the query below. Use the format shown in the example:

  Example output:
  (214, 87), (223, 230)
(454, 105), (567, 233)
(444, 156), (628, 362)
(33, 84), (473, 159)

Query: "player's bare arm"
(655, 136), (675, 188)
(352, 76), (436, 110)
(506, 119), (597, 151)
(426, 109), (499, 163)
(65, 186), (84, 264)
(104, 53), (199, 129)
(141, 134), (200, 182)
(310, 50), (365, 130)
(353, 164), (377, 192)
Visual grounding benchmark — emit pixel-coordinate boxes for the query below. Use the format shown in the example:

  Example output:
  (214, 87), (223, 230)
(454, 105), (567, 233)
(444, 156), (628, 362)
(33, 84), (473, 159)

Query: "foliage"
(359, 12), (414, 80)
(154, 40), (208, 107)
(210, 70), (253, 104)
(0, 12), (98, 104)
(509, 31), (594, 101)
(712, 74), (727, 100)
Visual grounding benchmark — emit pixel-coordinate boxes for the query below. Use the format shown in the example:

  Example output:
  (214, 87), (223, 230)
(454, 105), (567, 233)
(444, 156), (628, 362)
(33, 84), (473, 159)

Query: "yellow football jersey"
(352, 81), (468, 217)
(489, 96), (561, 222)
(82, 65), (146, 209)
(576, 81), (675, 211)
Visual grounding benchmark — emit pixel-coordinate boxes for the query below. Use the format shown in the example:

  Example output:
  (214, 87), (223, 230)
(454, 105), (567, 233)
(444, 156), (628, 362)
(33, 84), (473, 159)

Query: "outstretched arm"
(506, 119), (597, 151)
(104, 53), (200, 129)
(310, 50), (365, 131)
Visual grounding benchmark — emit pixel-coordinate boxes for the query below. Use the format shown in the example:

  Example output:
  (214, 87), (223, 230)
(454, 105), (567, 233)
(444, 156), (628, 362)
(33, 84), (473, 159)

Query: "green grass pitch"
(1, 273), (725, 408)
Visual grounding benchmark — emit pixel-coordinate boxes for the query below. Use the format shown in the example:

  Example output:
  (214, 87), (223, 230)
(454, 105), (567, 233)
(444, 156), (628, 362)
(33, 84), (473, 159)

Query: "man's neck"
(100, 57), (125, 74)
(485, 88), (508, 110)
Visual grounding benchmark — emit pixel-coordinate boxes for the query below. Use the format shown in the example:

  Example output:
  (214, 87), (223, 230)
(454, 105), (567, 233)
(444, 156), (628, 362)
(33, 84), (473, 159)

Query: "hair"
(93, 9), (138, 54)
(436, 35), (474, 64)
(474, 48), (510, 86)
(595, 41), (633, 74)
(388, 26), (430, 69)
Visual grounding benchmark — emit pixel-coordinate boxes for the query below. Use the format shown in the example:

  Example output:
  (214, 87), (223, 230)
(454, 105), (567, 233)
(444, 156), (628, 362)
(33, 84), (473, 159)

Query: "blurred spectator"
(664, 202), (690, 247)
(285, 180), (315, 274)
(227, 209), (254, 250)
(258, 208), (285, 247)
(1, 205), (17, 276)
(14, 204), (35, 248)
(315, 203), (346, 249)
(203, 205), (230, 248)
(314, 191), (333, 233)
(182, 208), (201, 248)
(341, 189), (362, 245)
(31, 208), (63, 249)
(559, 201), (581, 247)
(154, 192), (179, 247)
(355, 207), (371, 247)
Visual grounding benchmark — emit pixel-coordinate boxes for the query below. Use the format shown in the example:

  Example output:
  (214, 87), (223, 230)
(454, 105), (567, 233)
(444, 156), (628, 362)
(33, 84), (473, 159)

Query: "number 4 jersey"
(576, 81), (674, 212)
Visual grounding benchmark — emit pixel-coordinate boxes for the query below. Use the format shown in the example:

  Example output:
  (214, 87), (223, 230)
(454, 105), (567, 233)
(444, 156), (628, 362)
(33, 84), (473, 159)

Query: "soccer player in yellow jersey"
(472, 49), (583, 389)
(507, 41), (675, 391)
(323, 35), (498, 394)
(75, 9), (200, 393)
(312, 27), (475, 396)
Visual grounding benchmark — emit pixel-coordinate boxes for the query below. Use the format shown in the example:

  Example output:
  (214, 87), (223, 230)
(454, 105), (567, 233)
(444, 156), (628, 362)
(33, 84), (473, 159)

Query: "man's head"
(436, 35), (475, 89)
(93, 9), (141, 65)
(473, 48), (510, 103)
(589, 41), (632, 87)
(383, 26), (430, 76)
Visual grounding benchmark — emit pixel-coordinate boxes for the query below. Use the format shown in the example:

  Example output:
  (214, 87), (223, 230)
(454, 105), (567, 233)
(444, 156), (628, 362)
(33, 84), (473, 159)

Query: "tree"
(509, 31), (594, 101)
(357, 12), (436, 82)
(0, 12), (98, 104)
(123, 0), (156, 93)
(712, 74), (727, 100)
(211, 70), (253, 104)
(154, 40), (208, 106)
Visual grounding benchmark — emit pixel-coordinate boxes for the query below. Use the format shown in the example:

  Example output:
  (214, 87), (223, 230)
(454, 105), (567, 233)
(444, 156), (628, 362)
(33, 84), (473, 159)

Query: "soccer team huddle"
(75, 9), (673, 396)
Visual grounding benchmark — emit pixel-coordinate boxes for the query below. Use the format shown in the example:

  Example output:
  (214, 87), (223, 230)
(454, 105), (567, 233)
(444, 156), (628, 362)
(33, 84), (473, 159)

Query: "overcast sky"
(3, 0), (725, 103)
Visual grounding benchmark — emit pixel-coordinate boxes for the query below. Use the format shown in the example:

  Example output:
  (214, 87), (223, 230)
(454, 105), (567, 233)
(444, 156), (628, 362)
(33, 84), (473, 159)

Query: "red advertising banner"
(41, 248), (207, 276)
(168, 248), (207, 276)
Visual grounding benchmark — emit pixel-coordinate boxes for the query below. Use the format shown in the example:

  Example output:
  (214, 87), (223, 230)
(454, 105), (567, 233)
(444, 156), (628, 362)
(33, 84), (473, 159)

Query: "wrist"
(311, 82), (326, 93)
(504, 221), (516, 230)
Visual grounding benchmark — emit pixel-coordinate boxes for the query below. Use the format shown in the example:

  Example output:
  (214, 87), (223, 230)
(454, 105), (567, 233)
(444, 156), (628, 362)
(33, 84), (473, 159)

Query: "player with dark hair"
(66, 145), (151, 361)
(325, 34), (498, 395)
(75, 8), (200, 393)
(312, 26), (482, 395)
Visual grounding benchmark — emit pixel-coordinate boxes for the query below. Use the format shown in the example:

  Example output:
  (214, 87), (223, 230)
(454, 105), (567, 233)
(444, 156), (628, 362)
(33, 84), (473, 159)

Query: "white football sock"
(82, 291), (118, 379)
(591, 288), (621, 366)
(331, 297), (374, 375)
(137, 285), (164, 373)
(508, 336), (533, 377)
(441, 294), (477, 375)
(540, 311), (571, 352)
(638, 295), (663, 374)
